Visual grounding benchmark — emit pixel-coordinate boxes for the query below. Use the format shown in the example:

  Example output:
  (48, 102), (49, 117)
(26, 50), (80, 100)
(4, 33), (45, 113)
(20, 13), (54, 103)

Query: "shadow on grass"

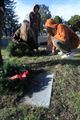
(9, 47), (80, 57)
(10, 49), (49, 57)
(25, 59), (80, 69)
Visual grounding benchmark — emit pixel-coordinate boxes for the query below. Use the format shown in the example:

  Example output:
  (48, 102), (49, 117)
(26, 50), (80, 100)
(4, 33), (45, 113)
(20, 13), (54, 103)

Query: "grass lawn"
(0, 47), (80, 120)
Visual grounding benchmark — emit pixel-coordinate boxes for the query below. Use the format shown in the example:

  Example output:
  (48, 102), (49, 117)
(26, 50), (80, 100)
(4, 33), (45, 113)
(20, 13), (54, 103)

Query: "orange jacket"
(52, 24), (80, 49)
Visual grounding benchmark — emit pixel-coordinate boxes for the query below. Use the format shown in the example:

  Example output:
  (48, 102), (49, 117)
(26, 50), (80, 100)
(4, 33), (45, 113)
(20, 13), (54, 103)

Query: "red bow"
(9, 70), (29, 80)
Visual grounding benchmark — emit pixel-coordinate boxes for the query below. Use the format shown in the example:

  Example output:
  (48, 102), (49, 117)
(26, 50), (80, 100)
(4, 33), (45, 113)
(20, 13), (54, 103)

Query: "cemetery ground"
(0, 43), (80, 120)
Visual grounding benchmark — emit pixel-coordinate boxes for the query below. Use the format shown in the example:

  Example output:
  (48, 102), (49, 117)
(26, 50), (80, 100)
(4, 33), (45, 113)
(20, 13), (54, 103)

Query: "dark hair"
(33, 4), (40, 10)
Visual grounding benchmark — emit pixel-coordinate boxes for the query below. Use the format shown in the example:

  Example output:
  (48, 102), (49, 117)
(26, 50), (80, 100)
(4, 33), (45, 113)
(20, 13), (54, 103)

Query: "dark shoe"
(46, 52), (53, 56)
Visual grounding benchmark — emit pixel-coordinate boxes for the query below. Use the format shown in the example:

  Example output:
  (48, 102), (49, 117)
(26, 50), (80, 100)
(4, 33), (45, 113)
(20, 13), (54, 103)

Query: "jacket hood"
(45, 18), (58, 28)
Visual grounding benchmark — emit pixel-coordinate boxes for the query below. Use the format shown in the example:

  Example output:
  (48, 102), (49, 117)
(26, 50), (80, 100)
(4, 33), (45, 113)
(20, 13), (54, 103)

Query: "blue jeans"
(52, 39), (72, 53)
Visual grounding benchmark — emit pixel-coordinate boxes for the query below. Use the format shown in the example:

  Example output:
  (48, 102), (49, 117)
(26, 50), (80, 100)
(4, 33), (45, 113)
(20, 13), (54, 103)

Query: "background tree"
(4, 0), (19, 36)
(54, 16), (63, 23)
(39, 4), (51, 34)
(68, 15), (80, 32)
(39, 4), (51, 24)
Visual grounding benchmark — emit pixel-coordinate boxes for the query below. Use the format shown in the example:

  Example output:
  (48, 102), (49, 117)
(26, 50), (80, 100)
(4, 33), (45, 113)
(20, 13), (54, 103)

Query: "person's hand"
(52, 49), (55, 54)
(52, 47), (56, 54)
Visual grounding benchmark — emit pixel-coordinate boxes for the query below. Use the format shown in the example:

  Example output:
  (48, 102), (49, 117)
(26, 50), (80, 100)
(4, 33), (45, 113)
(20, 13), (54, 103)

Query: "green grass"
(0, 48), (80, 120)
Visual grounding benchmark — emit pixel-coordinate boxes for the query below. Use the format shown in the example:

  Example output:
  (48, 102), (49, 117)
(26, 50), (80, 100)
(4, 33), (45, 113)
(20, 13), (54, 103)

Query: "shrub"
(7, 41), (29, 56)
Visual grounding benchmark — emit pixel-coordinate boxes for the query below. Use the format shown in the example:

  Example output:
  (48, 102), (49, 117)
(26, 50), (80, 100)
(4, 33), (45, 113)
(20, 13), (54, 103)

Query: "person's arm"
(29, 12), (33, 21)
(38, 13), (41, 32)
(47, 35), (57, 53)
(54, 24), (69, 42)
(29, 12), (34, 28)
